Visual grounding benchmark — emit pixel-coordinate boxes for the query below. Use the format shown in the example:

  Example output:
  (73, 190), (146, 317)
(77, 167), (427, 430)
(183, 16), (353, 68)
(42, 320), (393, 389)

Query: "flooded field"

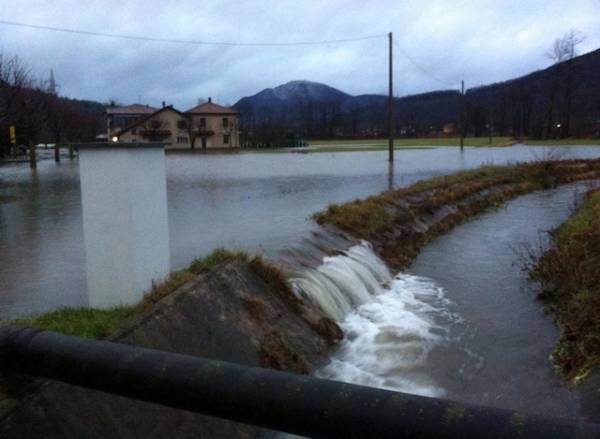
(1, 145), (600, 318)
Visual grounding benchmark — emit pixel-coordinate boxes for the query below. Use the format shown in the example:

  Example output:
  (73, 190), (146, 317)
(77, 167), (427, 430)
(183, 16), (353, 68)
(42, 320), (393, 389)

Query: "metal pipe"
(1, 325), (599, 438)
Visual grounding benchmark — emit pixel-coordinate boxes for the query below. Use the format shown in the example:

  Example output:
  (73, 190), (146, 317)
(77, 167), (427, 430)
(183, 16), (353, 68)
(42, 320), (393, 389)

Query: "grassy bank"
(307, 137), (600, 152)
(14, 249), (247, 339)
(162, 137), (600, 155)
(530, 189), (600, 383)
(315, 158), (600, 271)
(309, 137), (513, 149)
(523, 138), (600, 146)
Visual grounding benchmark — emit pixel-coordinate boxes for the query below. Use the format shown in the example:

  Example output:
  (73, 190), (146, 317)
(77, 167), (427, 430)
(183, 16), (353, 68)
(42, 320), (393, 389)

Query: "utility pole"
(460, 80), (465, 151)
(388, 32), (394, 162)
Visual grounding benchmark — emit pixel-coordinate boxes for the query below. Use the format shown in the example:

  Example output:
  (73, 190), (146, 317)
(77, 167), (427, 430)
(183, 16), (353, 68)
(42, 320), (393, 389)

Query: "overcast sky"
(0, 0), (599, 109)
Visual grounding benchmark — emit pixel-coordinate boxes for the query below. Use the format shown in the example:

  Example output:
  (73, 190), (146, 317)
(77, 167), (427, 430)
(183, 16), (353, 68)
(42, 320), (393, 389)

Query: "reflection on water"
(1, 145), (600, 318)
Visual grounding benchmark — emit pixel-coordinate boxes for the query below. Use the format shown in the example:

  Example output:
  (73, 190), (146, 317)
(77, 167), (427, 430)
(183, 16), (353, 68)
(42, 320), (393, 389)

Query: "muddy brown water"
(2, 145), (600, 318)
(2, 145), (600, 429)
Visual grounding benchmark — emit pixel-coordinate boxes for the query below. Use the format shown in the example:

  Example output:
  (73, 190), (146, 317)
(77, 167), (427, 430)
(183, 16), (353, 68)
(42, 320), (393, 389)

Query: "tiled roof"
(185, 102), (239, 115)
(106, 104), (158, 115)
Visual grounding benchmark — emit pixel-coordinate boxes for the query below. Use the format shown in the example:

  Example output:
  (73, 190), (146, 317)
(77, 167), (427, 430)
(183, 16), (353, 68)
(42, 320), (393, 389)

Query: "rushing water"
(290, 183), (597, 421)
(1, 145), (600, 318)
(2, 146), (600, 428)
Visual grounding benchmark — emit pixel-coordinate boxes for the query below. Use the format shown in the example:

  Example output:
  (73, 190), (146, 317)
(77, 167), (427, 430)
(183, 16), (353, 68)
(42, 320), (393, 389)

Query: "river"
(0, 145), (599, 318)
(295, 183), (598, 422)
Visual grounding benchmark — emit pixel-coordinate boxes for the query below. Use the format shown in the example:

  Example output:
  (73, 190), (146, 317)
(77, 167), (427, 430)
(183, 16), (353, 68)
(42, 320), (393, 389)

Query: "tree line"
(238, 32), (599, 146)
(0, 54), (103, 160)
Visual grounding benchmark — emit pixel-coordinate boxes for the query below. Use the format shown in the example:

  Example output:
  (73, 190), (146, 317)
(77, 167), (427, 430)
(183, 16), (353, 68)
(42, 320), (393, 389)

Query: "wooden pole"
(460, 80), (465, 151)
(388, 32), (394, 163)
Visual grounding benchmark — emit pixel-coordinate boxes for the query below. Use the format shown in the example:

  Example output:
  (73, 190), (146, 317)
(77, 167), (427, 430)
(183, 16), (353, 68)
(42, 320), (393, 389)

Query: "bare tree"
(178, 117), (200, 149)
(45, 96), (75, 161)
(0, 54), (32, 157)
(545, 30), (585, 138)
(546, 30), (585, 64)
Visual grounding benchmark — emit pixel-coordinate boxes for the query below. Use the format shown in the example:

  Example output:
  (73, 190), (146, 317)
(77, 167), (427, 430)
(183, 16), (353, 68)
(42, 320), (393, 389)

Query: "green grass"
(165, 137), (599, 155)
(12, 248), (245, 339)
(309, 137), (514, 148)
(555, 191), (600, 242)
(14, 307), (136, 339)
(530, 189), (600, 383)
(315, 158), (600, 270)
(523, 138), (600, 146)
(308, 137), (600, 151)
(307, 145), (435, 153)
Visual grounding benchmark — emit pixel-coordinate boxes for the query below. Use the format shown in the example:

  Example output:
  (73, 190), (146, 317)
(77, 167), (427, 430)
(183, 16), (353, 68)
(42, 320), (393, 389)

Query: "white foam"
(317, 274), (454, 397)
(289, 241), (458, 398)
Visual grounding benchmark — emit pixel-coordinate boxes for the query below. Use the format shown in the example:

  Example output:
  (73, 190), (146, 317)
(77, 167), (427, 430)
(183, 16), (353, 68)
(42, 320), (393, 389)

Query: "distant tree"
(178, 117), (200, 149)
(45, 95), (76, 161)
(0, 54), (32, 157)
(544, 30), (585, 138)
(14, 86), (49, 149)
(546, 30), (585, 64)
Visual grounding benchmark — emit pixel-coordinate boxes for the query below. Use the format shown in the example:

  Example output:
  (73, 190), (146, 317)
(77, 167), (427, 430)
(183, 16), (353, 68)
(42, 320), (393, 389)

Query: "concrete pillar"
(76, 143), (170, 308)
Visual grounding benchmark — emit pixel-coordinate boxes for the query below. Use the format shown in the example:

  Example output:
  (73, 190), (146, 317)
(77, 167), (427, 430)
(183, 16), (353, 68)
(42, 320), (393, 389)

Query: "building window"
(199, 118), (206, 128)
(222, 117), (229, 128)
(132, 138), (137, 142)
(177, 136), (187, 144)
(223, 134), (230, 145)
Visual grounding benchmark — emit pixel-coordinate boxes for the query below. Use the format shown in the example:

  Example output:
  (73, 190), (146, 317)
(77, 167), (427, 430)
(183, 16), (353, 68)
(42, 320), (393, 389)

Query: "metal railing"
(1, 325), (599, 438)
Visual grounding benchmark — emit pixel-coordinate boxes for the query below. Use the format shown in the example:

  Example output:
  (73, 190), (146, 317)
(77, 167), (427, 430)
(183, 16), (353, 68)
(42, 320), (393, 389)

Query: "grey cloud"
(0, 0), (598, 107)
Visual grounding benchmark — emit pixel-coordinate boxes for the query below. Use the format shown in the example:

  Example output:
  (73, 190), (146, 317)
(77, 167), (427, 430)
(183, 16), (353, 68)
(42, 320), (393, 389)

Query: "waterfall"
(289, 240), (458, 398)
(289, 241), (392, 321)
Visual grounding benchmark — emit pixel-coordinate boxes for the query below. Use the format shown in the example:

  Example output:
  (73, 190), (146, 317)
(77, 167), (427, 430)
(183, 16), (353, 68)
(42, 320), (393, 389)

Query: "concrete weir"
(77, 142), (170, 308)
(0, 259), (337, 438)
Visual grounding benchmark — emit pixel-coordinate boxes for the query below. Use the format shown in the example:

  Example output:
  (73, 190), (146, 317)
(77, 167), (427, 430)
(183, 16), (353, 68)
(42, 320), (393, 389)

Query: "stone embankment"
(0, 258), (340, 438)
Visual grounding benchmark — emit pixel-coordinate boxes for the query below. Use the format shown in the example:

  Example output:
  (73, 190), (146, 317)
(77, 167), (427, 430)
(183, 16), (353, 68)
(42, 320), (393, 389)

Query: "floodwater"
(409, 183), (597, 419)
(1, 145), (599, 318)
(302, 183), (596, 423)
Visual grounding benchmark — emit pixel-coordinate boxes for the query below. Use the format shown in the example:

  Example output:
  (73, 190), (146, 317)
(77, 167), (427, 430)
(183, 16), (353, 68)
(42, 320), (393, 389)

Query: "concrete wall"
(79, 146), (170, 308)
(0, 259), (339, 438)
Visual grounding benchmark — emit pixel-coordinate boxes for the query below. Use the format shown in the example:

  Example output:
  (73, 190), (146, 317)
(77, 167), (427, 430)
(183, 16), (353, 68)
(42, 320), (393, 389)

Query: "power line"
(393, 40), (460, 88)
(0, 19), (387, 47)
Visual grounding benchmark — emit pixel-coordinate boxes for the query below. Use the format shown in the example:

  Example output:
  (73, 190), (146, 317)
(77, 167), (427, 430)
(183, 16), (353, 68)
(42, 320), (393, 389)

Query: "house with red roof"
(109, 98), (240, 149)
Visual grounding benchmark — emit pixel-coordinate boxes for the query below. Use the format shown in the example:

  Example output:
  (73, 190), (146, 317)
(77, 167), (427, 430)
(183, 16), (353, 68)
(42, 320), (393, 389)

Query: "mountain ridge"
(233, 47), (600, 139)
